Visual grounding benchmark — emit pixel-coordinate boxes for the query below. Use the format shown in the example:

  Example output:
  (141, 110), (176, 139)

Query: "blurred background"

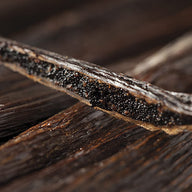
(1, 0), (192, 69)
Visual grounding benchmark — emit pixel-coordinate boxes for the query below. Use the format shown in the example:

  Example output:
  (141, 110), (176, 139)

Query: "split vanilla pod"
(0, 37), (191, 135)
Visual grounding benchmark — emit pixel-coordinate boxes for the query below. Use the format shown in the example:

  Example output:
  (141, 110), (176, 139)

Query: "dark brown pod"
(0, 37), (191, 134)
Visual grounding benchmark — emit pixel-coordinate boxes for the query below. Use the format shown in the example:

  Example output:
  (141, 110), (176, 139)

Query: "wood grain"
(0, 102), (139, 185)
(0, 1), (192, 191)
(0, 65), (77, 142)
(2, 131), (192, 192)
(1, 33), (192, 191)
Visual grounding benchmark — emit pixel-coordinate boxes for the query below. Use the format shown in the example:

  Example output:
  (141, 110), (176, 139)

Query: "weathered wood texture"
(0, 0), (192, 192)
(1, 45), (192, 191)
(0, 65), (77, 142)
(0, 102), (138, 185)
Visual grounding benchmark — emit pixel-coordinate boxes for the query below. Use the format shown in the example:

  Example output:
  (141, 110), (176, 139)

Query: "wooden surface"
(0, 1), (192, 191)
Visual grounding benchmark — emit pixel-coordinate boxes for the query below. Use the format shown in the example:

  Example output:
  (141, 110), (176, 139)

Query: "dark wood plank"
(0, 102), (140, 185)
(0, 66), (77, 141)
(0, 1), (192, 191)
(2, 131), (191, 192)
(1, 33), (192, 191)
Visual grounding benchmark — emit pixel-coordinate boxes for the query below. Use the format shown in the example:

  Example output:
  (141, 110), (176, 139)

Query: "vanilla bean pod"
(0, 37), (191, 134)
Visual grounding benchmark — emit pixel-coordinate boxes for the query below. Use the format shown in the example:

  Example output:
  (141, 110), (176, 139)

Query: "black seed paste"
(0, 44), (191, 130)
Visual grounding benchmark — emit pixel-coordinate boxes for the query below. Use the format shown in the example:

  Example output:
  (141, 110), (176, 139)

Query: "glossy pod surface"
(0, 37), (192, 134)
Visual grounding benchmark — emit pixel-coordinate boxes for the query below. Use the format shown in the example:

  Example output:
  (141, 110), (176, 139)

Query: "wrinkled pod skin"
(0, 37), (191, 135)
